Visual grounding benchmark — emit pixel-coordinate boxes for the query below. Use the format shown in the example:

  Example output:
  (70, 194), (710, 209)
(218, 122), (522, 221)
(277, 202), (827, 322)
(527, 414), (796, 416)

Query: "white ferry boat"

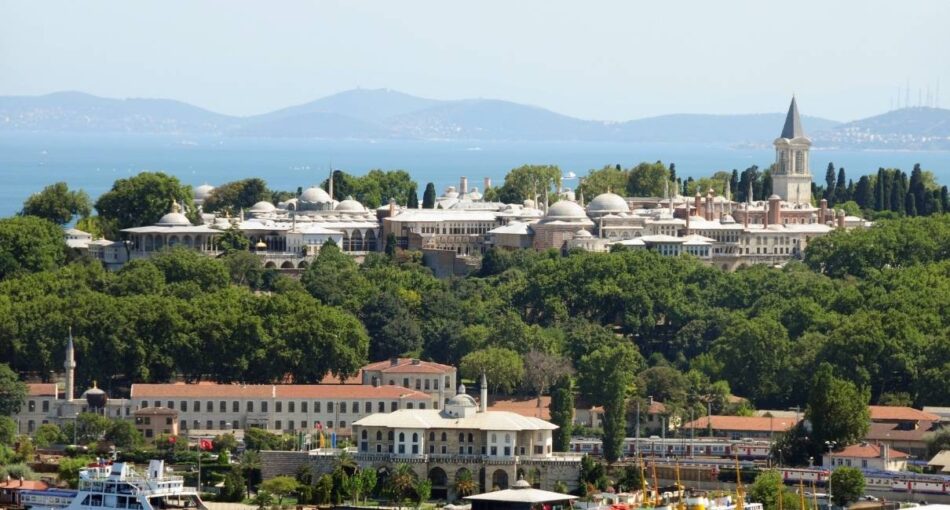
(21, 460), (205, 510)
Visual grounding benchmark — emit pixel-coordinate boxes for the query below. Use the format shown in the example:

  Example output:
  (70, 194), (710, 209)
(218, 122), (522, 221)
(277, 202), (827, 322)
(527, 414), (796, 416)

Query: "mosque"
(75, 97), (868, 274)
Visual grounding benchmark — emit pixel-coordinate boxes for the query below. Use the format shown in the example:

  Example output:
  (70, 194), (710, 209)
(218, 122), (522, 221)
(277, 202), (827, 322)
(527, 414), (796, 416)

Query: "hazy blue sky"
(2, 0), (948, 122)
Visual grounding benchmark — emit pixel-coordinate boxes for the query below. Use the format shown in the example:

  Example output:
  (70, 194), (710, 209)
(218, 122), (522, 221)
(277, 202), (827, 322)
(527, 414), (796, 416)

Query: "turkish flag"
(199, 439), (213, 451)
(168, 436), (177, 444)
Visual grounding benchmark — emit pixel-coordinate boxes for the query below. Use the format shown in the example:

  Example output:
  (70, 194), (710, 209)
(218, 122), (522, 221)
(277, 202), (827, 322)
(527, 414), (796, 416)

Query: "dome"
(574, 229), (593, 238)
(193, 184), (214, 200)
(156, 201), (192, 227)
(300, 186), (332, 204)
(513, 479), (532, 489)
(721, 214), (736, 224)
(769, 194), (782, 200)
(545, 200), (587, 220)
(82, 383), (107, 409)
(587, 192), (630, 214)
(447, 393), (477, 408)
(335, 196), (366, 212)
(249, 201), (276, 213)
(468, 187), (483, 200)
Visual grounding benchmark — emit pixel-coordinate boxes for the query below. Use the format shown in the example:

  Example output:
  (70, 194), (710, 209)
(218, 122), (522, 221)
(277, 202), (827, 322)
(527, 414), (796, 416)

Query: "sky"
(1, 0), (949, 122)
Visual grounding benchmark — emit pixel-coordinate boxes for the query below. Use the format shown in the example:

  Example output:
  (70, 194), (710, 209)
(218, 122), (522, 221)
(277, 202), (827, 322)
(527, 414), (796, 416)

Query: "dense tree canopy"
(21, 182), (91, 225)
(94, 172), (194, 237)
(0, 216), (67, 280)
(494, 165), (562, 204)
(320, 169), (417, 208)
(202, 179), (270, 213)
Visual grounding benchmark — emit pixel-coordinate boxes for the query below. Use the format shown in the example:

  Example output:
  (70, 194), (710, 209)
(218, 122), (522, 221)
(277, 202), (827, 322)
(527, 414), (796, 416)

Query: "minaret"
(64, 327), (76, 401)
(772, 97), (813, 205)
(480, 372), (488, 413)
(328, 167), (334, 201)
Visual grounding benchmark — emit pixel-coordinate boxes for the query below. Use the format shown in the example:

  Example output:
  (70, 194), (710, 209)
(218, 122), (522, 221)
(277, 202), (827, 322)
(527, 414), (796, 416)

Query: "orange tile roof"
(828, 443), (909, 459)
(27, 383), (58, 397)
(0, 480), (49, 490)
(869, 405), (940, 422)
(130, 383), (430, 400)
(866, 421), (938, 442)
(319, 370), (363, 385)
(489, 396), (552, 420)
(682, 415), (798, 433)
(362, 358), (455, 374)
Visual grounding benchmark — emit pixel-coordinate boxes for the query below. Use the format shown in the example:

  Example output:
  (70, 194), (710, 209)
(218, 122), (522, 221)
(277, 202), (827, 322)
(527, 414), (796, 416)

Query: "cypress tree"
(422, 182), (436, 209)
(889, 171), (905, 213)
(834, 167), (848, 205)
(905, 192), (917, 216)
(550, 377), (574, 452)
(730, 169), (740, 198)
(874, 168), (886, 211)
(942, 186), (949, 212)
(669, 163), (677, 183)
(855, 176), (872, 209)
(824, 163), (836, 201)
(406, 187), (419, 209)
(909, 164), (927, 215)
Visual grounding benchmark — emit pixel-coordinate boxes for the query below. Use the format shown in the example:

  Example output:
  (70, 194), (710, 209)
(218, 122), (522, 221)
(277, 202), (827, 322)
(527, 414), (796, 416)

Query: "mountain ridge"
(2, 89), (946, 148)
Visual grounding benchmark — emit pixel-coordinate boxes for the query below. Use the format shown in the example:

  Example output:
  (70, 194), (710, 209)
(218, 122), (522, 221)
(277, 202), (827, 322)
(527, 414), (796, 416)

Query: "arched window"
(398, 432), (405, 442)
(361, 429), (368, 439)
(441, 432), (447, 442)
(492, 433), (497, 442)
(429, 432), (435, 441)
(376, 431), (382, 440)
(388, 430), (394, 440)
(459, 433), (465, 442)
(412, 433), (419, 443)
(505, 434), (511, 444)
(468, 433), (473, 443)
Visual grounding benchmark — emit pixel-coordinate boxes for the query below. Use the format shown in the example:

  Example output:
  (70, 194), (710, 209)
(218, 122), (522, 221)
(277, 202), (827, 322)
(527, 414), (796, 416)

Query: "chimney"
(763, 201), (769, 228)
(743, 204), (749, 228)
(837, 209), (846, 228)
(706, 189), (714, 221)
(411, 358), (420, 365)
(819, 198), (828, 224)
(388, 197), (396, 218)
(768, 195), (781, 225)
(460, 176), (469, 195)
(480, 372), (488, 413)
(484, 177), (491, 191)
(694, 192), (702, 219)
(390, 357), (399, 367)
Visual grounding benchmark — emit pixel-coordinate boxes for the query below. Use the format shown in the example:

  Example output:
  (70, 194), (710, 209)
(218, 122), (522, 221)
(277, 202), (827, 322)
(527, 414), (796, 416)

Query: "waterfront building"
(350, 374), (582, 499)
(358, 357), (457, 409)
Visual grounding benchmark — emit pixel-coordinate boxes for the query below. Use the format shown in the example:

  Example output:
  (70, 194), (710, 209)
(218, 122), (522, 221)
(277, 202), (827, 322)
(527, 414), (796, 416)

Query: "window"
(403, 378), (409, 387)
(377, 444), (382, 453)
(424, 379), (430, 390)
(327, 402), (333, 413)
(231, 401), (238, 413)
(261, 401), (268, 413)
(378, 402), (385, 413)
(340, 421), (346, 429)
(340, 402), (347, 414)
(361, 429), (368, 440)
(377, 431), (383, 440)
(398, 444), (405, 454)
(420, 403), (426, 410)
(194, 401), (200, 412)
(327, 421), (333, 429)
(219, 420), (226, 429)
(407, 403), (414, 409)
(180, 401), (187, 411)
(141, 400), (148, 409)
(352, 402), (358, 414)
(276, 401), (283, 412)
(491, 446), (498, 456)
(429, 432), (435, 441)
(289, 401), (296, 413)
(247, 401), (254, 412)
(154, 401), (160, 408)
(42, 400), (49, 412)
(232, 420), (239, 429)
(314, 401), (321, 413)
(399, 432), (405, 442)
(415, 379), (421, 390)
(166, 417), (173, 425)
(459, 446), (465, 454)
(365, 402), (372, 413)
(388, 431), (394, 440)
(468, 433), (473, 443)
(429, 444), (435, 454)
(275, 420), (282, 430)
(289, 420), (295, 430)
(391, 401), (398, 412)
(459, 433), (465, 442)
(301, 402), (308, 413)
(441, 445), (447, 454)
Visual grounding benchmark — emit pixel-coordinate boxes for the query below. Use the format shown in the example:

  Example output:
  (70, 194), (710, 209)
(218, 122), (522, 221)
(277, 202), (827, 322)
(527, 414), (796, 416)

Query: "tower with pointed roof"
(772, 96), (813, 205)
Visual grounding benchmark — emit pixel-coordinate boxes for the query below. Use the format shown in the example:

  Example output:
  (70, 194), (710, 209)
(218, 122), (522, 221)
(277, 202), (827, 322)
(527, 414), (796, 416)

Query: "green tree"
(104, 419), (144, 449)
(0, 216), (67, 280)
(550, 377), (574, 452)
(33, 423), (64, 448)
(21, 182), (92, 225)
(414, 478), (432, 508)
(260, 475), (300, 506)
(150, 247), (229, 291)
(222, 250), (263, 288)
(315, 474), (333, 504)
(577, 165), (629, 198)
(829, 467), (864, 507)
(460, 347), (525, 396)
(218, 225), (250, 254)
(454, 469), (477, 498)
(361, 291), (423, 360)
(386, 463), (417, 504)
(213, 433), (238, 453)
(357, 468), (377, 505)
(806, 363), (870, 454)
(220, 469), (246, 502)
(59, 456), (95, 488)
(384, 233), (398, 257)
(626, 161), (670, 197)
(202, 178), (269, 213)
(252, 490), (274, 510)
(422, 182), (437, 209)
(0, 364), (27, 415)
(578, 343), (642, 462)
(240, 450), (262, 497)
(824, 163), (837, 202)
(711, 316), (791, 406)
(496, 165), (561, 204)
(94, 171), (194, 235)
(407, 187), (419, 209)
(0, 416), (15, 446)
(301, 240), (372, 312)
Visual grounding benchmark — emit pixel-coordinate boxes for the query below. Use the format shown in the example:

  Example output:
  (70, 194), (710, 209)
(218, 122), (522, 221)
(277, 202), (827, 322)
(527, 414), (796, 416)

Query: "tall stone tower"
(64, 328), (76, 401)
(772, 97), (813, 205)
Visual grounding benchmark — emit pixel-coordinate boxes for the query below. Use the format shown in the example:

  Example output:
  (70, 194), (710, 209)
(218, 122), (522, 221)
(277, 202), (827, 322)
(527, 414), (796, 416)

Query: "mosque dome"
(249, 201), (276, 213)
(156, 202), (192, 226)
(300, 186), (332, 204)
(468, 187), (483, 200)
(587, 192), (630, 214)
(444, 186), (459, 199)
(82, 383), (108, 409)
(544, 200), (587, 220)
(513, 479), (532, 489)
(574, 229), (593, 238)
(769, 194), (782, 200)
(447, 393), (477, 408)
(193, 184), (215, 201)
(721, 214), (736, 224)
(335, 196), (366, 212)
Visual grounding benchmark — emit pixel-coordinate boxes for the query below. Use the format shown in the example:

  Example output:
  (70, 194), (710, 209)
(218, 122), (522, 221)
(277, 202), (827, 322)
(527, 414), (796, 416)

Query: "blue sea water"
(1, 132), (949, 218)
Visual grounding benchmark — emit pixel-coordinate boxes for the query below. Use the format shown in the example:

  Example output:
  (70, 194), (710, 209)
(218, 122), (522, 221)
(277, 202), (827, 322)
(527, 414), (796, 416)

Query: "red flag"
(199, 439), (213, 451)
(168, 436), (177, 444)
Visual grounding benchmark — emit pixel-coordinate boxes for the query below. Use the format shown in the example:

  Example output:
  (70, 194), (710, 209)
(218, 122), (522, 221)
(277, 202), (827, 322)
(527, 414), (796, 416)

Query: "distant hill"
(814, 107), (950, 150)
(8, 89), (948, 148)
(0, 91), (234, 134)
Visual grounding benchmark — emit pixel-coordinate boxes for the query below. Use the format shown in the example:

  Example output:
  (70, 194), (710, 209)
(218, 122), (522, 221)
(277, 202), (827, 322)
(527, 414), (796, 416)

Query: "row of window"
(178, 418), (351, 431)
(140, 399), (427, 414)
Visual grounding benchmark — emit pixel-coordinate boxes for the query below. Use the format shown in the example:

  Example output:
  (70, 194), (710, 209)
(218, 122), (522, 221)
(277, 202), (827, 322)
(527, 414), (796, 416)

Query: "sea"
(2, 132), (950, 218)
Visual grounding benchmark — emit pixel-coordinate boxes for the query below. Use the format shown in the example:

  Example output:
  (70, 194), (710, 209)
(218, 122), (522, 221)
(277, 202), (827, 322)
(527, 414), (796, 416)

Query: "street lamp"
(824, 441), (837, 508)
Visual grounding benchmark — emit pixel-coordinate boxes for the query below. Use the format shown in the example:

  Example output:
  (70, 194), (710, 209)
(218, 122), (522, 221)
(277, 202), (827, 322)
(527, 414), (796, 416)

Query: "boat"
(20, 460), (205, 510)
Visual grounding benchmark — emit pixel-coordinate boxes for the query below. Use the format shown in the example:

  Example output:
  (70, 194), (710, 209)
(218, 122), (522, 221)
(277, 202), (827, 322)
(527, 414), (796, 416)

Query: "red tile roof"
(318, 370), (363, 385)
(648, 401), (667, 414)
(682, 415), (798, 433)
(362, 358), (455, 374)
(490, 396), (552, 420)
(130, 383), (430, 400)
(828, 443), (909, 459)
(869, 406), (940, 422)
(866, 421), (938, 442)
(27, 383), (58, 397)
